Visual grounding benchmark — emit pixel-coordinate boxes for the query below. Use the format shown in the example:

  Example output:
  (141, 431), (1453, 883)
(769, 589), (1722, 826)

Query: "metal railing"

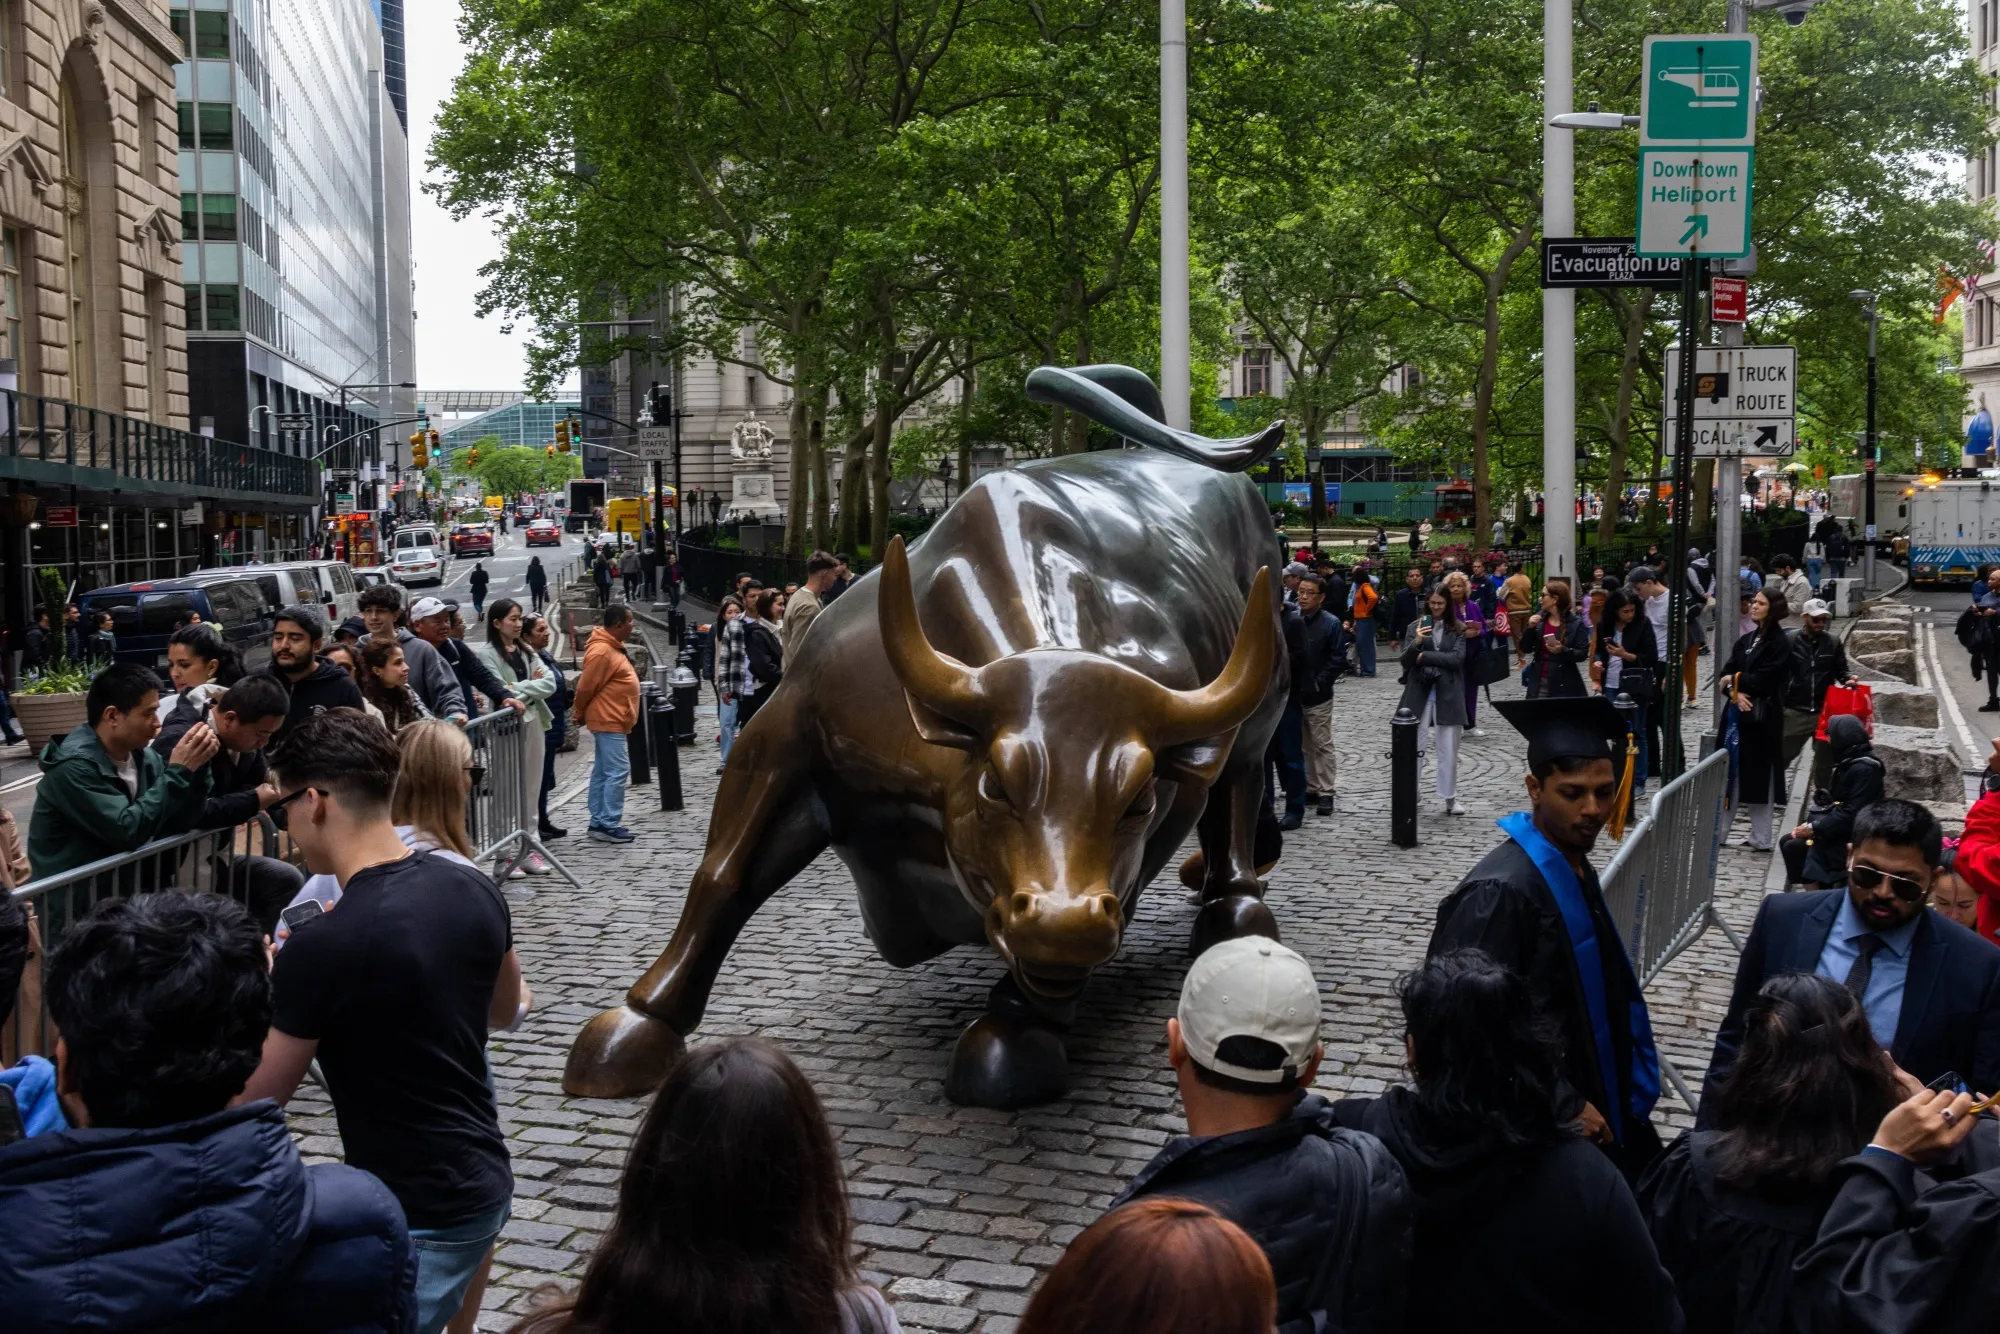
(1, 390), (319, 502)
(1599, 746), (1746, 1110)
(464, 706), (578, 889)
(3, 820), (284, 1062)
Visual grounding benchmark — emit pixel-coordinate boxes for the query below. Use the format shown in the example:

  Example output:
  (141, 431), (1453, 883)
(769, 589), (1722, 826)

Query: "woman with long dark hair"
(1398, 588), (1468, 815)
(1721, 588), (1795, 850)
(1017, 1198), (1275, 1334)
(1594, 588), (1658, 793)
(510, 1037), (898, 1334)
(478, 598), (557, 877)
(1637, 972), (1902, 1332)
(1524, 582), (1590, 698)
(711, 594), (747, 772)
(156, 622), (243, 723)
(736, 588), (786, 731)
(1332, 949), (1681, 1334)
(358, 637), (432, 733)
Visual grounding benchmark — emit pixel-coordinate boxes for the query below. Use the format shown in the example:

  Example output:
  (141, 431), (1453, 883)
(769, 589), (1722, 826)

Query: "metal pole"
(1711, 0), (1748, 736)
(1542, 0), (1576, 590)
(1159, 0), (1190, 430)
(1864, 312), (1878, 589)
(1664, 257), (1705, 781)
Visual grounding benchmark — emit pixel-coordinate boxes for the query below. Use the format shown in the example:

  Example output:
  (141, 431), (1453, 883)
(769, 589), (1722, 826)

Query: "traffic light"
(546, 444), (556, 457)
(555, 419), (570, 451)
(409, 432), (428, 469)
(650, 384), (670, 424)
(468, 446), (480, 466)
(428, 429), (440, 450)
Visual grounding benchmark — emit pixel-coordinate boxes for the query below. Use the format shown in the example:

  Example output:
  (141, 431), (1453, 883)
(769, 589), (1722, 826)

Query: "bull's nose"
(1002, 890), (1123, 970)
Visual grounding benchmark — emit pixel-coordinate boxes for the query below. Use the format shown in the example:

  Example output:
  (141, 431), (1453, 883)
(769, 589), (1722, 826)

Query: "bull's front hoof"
(563, 1004), (687, 1098)
(1188, 892), (1280, 958)
(945, 1013), (1070, 1109)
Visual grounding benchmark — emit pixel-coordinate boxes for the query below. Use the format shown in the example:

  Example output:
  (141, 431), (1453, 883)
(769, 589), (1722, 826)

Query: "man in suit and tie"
(1705, 799), (2000, 1109)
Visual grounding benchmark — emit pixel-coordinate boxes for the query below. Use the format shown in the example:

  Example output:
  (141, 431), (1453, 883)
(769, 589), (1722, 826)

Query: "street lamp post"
(1851, 289), (1879, 590)
(1160, 0), (1190, 430)
(1543, 0), (1576, 594)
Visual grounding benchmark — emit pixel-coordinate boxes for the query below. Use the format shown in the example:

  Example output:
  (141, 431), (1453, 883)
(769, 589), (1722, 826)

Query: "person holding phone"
(1398, 589), (1468, 816)
(1523, 582), (1590, 699)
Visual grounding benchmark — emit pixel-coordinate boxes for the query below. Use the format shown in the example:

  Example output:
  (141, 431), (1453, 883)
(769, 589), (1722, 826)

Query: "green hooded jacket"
(28, 724), (211, 879)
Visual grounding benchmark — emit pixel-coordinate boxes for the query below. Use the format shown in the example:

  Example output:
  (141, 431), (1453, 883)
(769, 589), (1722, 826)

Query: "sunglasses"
(1849, 863), (1929, 904)
(270, 785), (322, 812)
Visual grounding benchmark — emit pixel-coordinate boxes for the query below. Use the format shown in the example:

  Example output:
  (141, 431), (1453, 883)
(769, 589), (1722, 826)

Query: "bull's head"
(878, 537), (1275, 1002)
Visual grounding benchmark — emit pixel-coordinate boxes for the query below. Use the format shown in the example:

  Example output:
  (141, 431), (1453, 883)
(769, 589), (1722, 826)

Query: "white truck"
(1826, 472), (1918, 540)
(1906, 477), (2000, 586)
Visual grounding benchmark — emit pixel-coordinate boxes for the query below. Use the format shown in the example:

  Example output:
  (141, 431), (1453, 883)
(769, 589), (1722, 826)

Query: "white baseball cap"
(1178, 937), (1321, 1085)
(409, 596), (449, 620)
(1802, 598), (1832, 618)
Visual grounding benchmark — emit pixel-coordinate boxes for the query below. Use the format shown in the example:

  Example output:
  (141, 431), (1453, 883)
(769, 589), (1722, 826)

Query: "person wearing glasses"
(1702, 799), (2000, 1114)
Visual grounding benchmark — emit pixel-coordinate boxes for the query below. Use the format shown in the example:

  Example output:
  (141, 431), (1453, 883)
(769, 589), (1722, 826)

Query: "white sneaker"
(523, 853), (553, 876)
(1445, 798), (1467, 816)
(503, 864), (528, 880)
(1467, 728), (1485, 737)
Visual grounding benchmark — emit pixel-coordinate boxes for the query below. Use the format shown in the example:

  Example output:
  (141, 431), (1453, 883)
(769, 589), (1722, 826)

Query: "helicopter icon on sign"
(1658, 68), (1742, 109)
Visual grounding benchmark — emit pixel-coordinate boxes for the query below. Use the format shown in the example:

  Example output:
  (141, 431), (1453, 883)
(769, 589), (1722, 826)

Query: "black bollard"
(629, 684), (654, 786)
(651, 695), (683, 812)
(1391, 705), (1419, 848)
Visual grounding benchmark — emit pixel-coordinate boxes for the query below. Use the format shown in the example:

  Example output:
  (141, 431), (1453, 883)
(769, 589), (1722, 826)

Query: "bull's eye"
(978, 766), (1011, 811)
(1122, 783), (1158, 825)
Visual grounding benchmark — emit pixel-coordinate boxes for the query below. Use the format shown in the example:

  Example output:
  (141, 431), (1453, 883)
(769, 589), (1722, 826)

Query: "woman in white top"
(476, 599), (558, 877)
(155, 623), (239, 723)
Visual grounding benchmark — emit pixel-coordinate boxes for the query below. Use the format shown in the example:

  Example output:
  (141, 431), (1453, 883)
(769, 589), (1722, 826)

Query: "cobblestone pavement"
(292, 662), (1770, 1332)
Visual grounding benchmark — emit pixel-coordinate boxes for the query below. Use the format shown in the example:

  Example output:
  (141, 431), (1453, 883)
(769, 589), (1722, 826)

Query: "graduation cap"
(1491, 695), (1633, 771)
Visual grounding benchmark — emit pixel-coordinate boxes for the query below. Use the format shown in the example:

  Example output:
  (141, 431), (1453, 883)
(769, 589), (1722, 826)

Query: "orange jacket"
(573, 626), (641, 732)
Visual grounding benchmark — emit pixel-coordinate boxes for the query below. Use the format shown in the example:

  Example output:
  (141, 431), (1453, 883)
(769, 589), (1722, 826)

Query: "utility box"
(1827, 577), (1863, 619)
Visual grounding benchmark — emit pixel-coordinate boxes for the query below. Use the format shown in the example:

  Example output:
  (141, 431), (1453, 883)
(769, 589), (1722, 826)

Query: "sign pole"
(1710, 0), (1749, 736)
(1543, 0), (1575, 590)
(1664, 255), (1705, 781)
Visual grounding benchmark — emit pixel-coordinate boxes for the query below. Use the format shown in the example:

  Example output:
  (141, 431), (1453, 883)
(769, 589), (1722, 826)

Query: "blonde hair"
(1443, 570), (1471, 602)
(391, 720), (476, 861)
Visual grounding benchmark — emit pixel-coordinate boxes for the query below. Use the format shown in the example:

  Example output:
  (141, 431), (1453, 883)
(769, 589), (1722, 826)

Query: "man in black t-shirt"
(240, 710), (527, 1334)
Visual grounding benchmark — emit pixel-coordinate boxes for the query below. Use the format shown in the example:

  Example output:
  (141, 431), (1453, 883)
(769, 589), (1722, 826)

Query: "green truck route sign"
(1636, 34), (1757, 259)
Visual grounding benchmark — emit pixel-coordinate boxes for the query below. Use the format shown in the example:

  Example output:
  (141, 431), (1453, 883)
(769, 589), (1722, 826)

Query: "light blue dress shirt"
(1815, 893), (1921, 1048)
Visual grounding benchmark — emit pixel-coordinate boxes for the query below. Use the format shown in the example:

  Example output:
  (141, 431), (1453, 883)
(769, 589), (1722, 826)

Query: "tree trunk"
(1302, 405), (1324, 544)
(957, 352), (974, 497)
(869, 324), (894, 557)
(834, 379), (867, 554)
(1597, 290), (1655, 547)
(785, 378), (812, 557)
(1692, 458), (1716, 547)
(809, 385), (830, 551)
(1645, 433), (1664, 533)
(1061, 329), (1094, 455)
(1469, 275), (1504, 545)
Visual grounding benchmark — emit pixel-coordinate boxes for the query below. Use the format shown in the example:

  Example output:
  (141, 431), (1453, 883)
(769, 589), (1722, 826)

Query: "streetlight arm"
(310, 415), (435, 461)
(1548, 112), (1640, 130)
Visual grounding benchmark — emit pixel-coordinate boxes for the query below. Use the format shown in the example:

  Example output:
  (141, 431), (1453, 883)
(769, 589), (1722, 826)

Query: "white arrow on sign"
(1665, 419), (1795, 458)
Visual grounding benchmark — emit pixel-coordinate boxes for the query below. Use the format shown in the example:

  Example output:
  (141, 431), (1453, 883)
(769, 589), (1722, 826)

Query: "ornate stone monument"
(727, 411), (781, 519)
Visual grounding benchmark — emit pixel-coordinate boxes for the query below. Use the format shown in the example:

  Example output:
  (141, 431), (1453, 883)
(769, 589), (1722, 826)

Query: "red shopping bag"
(1816, 681), (1875, 741)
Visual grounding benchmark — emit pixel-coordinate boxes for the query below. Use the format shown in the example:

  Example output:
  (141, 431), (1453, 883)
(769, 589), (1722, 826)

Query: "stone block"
(1852, 649), (1918, 685)
(1854, 619), (1912, 635)
(1871, 725), (1964, 802)
(1846, 630), (1911, 657)
(1868, 685), (1940, 730)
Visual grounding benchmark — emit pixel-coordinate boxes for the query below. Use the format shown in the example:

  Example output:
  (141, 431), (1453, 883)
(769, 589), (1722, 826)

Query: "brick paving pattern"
(291, 665), (1767, 1331)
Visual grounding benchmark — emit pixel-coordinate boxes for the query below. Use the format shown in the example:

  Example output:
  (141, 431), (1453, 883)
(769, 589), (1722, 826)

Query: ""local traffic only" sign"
(1636, 34), (1757, 261)
(1663, 343), (1797, 457)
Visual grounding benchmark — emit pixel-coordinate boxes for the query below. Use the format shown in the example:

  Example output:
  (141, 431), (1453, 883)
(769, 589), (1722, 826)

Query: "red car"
(525, 518), (562, 547)
(450, 523), (495, 556)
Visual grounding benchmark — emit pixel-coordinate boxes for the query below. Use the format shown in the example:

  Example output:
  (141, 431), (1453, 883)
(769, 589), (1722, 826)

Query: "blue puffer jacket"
(0, 1100), (416, 1333)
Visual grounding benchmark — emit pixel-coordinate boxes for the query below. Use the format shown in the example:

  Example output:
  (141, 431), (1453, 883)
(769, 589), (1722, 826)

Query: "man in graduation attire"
(1428, 695), (1663, 1181)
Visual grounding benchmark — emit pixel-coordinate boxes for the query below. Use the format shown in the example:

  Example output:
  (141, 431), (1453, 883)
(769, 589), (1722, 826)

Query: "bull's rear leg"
(564, 692), (830, 1098)
(1188, 759), (1279, 957)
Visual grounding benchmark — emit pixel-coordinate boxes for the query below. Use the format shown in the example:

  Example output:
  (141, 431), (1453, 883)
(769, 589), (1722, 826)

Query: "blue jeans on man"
(410, 1204), (510, 1334)
(588, 729), (630, 832)
(1353, 616), (1377, 676)
(1263, 699), (1306, 824)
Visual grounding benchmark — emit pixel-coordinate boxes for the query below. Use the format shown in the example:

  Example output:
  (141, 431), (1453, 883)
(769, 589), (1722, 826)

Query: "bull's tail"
(1025, 364), (1285, 473)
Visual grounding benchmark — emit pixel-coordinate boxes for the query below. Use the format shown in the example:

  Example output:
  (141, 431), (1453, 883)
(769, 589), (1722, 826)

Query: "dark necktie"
(1844, 933), (1886, 1001)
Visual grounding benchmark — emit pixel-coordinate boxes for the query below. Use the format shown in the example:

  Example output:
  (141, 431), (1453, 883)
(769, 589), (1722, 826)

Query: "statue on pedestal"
(729, 412), (776, 463)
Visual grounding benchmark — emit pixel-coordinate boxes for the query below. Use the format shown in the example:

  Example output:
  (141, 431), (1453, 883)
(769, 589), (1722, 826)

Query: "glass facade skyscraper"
(172, 0), (415, 509)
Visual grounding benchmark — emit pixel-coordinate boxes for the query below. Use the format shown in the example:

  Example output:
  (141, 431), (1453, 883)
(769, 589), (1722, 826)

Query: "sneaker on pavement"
(539, 824), (567, 840)
(1316, 796), (1333, 817)
(523, 854), (553, 876)
(1278, 810), (1304, 831)
(591, 825), (635, 844)
(587, 826), (619, 843)
(1445, 798), (1467, 816)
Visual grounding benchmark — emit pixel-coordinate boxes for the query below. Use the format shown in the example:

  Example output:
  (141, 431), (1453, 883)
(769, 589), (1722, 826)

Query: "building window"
(60, 77), (94, 408)
(1242, 347), (1273, 398)
(183, 283), (201, 332)
(145, 278), (167, 418)
(177, 101), (195, 150)
(181, 191), (198, 240)
(197, 103), (231, 151)
(138, 94), (159, 184)
(193, 11), (228, 58)
(205, 285), (240, 332)
(0, 0), (12, 100)
(0, 226), (22, 375)
(201, 194), (235, 242)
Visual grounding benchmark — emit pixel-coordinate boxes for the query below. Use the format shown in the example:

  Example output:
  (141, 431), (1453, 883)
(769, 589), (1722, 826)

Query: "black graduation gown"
(1791, 1151), (2000, 1332)
(1428, 837), (1663, 1180)
(1636, 1131), (1827, 1334)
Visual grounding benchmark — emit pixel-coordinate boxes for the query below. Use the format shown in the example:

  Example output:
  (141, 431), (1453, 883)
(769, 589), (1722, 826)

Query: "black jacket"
(1430, 837), (1663, 1180)
(1525, 611), (1592, 699)
(260, 659), (366, 744)
(153, 692), (270, 830)
(1114, 1093), (1412, 1334)
(1797, 716), (1885, 885)
(1637, 1130), (1823, 1334)
(1336, 1089), (1681, 1334)
(1703, 890), (2000, 1107)
(525, 562), (548, 593)
(745, 619), (784, 691)
(1786, 628), (1852, 714)
(1824, 527), (1852, 559)
(1295, 609), (1348, 707)
(1791, 1150), (2000, 1332)
(1722, 630), (1794, 805)
(469, 567), (488, 596)
(1388, 587), (1424, 641)
(1594, 612), (1660, 702)
(436, 637), (515, 715)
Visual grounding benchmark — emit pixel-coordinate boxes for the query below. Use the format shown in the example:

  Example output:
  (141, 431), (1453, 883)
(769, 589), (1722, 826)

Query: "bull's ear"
(1157, 733), (1235, 788)
(905, 693), (983, 752)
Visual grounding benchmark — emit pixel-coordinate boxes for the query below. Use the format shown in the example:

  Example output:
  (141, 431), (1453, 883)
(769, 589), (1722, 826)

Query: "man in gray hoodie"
(357, 583), (465, 723)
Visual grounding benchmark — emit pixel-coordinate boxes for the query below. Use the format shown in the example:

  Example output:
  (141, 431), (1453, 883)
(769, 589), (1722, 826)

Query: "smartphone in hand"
(281, 900), (324, 932)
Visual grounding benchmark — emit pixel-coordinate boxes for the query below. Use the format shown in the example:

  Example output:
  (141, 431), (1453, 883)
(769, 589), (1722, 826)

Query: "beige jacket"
(781, 586), (823, 660)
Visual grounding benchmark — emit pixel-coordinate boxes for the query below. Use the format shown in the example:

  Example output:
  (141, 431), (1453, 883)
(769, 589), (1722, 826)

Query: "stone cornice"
(101, 0), (186, 66)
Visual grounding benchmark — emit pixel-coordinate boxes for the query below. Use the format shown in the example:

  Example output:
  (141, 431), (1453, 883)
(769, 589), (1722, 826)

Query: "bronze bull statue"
(565, 365), (1290, 1108)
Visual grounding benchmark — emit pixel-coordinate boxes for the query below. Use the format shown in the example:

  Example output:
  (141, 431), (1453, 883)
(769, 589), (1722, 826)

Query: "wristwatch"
(1983, 771), (2000, 796)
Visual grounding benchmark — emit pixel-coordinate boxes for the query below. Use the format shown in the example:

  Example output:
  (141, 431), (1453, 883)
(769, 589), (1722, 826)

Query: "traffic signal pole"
(1663, 256), (1705, 781)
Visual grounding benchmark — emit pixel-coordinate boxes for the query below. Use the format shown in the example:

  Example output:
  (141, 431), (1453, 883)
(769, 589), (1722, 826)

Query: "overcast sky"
(408, 0), (562, 395)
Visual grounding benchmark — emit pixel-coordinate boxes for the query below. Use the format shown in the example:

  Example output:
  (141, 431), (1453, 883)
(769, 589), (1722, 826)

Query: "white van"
(244, 561), (362, 626)
(389, 525), (445, 587)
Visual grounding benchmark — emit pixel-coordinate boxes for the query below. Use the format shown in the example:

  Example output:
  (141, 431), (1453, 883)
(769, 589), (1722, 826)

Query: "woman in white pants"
(476, 598), (558, 876)
(1399, 589), (1470, 814)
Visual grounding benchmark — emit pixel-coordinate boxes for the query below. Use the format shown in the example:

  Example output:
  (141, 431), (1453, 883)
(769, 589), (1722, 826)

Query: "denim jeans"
(1353, 617), (1377, 676)
(1805, 556), (1823, 589)
(0, 689), (19, 741)
(410, 1203), (510, 1334)
(717, 695), (739, 765)
(1264, 699), (1306, 817)
(539, 713), (563, 826)
(588, 729), (630, 829)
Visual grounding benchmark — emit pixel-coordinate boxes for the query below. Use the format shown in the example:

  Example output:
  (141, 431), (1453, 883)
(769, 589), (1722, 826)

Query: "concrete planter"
(12, 692), (85, 753)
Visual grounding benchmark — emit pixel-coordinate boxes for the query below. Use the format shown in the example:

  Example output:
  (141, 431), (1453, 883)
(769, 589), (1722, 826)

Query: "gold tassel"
(1609, 734), (1638, 840)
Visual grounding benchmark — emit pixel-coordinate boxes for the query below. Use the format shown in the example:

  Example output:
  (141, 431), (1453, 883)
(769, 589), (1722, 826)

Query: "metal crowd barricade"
(2, 820), (283, 1063)
(463, 706), (580, 891)
(1599, 746), (1746, 1111)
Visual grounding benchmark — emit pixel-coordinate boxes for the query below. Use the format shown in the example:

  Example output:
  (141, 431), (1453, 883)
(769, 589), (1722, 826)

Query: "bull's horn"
(878, 535), (983, 722)
(1155, 567), (1277, 743)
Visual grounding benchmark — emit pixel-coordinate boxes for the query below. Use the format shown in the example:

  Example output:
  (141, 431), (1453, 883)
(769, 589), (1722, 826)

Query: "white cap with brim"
(1178, 937), (1321, 1085)
(1802, 598), (1832, 618)
(409, 596), (449, 620)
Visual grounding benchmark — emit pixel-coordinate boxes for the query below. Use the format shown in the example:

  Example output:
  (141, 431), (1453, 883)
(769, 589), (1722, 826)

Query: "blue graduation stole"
(1496, 811), (1661, 1141)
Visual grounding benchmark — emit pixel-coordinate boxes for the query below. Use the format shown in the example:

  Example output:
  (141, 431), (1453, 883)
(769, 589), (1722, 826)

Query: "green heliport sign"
(1640, 34), (1758, 147)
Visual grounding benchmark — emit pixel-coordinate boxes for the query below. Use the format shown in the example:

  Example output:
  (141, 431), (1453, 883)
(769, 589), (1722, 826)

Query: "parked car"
(389, 526), (445, 586)
(354, 568), (392, 592)
(450, 522), (495, 557)
(76, 572), (280, 677)
(516, 503), (538, 522)
(525, 518), (562, 547)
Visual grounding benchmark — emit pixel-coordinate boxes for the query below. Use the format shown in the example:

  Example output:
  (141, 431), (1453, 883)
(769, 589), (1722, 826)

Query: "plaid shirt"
(716, 615), (752, 699)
